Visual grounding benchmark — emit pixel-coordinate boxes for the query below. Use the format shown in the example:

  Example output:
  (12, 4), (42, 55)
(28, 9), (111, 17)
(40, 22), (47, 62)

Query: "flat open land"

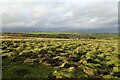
(1, 32), (119, 79)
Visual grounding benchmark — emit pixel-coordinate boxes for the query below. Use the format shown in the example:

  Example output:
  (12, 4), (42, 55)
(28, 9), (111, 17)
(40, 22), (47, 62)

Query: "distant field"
(92, 33), (118, 39)
(24, 32), (80, 34)
(2, 32), (118, 40)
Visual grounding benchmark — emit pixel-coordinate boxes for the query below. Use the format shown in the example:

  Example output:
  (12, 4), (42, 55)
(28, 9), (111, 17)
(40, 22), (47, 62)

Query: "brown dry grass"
(0, 36), (72, 41)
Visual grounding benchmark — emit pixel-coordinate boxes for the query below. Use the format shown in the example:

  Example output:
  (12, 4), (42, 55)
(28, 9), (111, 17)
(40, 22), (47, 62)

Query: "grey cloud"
(1, 1), (118, 33)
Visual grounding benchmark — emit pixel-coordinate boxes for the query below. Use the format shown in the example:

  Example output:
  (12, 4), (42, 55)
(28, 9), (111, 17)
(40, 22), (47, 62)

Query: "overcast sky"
(0, 0), (119, 33)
